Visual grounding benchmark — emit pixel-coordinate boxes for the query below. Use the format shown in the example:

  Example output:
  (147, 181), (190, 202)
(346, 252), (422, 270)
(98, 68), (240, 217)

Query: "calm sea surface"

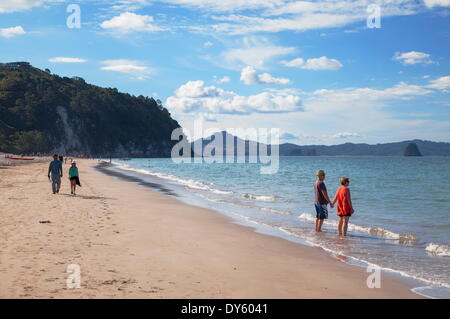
(109, 156), (450, 298)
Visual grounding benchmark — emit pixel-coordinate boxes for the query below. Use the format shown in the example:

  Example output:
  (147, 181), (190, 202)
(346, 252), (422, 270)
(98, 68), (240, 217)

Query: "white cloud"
(295, 82), (434, 136)
(0, 0), (66, 14)
(381, 82), (432, 98)
(332, 132), (360, 139)
(0, 26), (26, 38)
(393, 51), (434, 65)
(206, 1), (419, 35)
(240, 66), (290, 85)
(213, 75), (230, 83)
(100, 59), (153, 79)
(423, 0), (450, 8)
(49, 57), (86, 63)
(100, 12), (166, 33)
(166, 80), (303, 115)
(115, 0), (424, 19)
(203, 41), (214, 47)
(211, 13), (361, 35)
(281, 58), (305, 68)
(218, 36), (296, 70)
(427, 76), (450, 90)
(0, 0), (43, 13)
(88, 1), (439, 36)
(281, 56), (343, 70)
(311, 82), (432, 105)
(157, 0), (279, 12)
(92, 1), (430, 38)
(108, 0), (151, 12)
(280, 132), (299, 140)
(197, 113), (217, 122)
(290, 80), (444, 144)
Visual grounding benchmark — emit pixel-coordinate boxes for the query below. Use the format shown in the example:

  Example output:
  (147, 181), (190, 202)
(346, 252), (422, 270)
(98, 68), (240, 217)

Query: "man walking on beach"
(48, 154), (63, 194)
(314, 170), (333, 232)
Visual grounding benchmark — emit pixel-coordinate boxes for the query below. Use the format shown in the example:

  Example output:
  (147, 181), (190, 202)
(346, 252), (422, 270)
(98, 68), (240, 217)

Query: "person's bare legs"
(338, 216), (344, 236)
(70, 179), (76, 195)
(315, 219), (324, 232)
(343, 216), (350, 236)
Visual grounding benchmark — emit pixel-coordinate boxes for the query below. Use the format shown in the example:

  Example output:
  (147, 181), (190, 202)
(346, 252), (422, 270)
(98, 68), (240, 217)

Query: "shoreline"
(0, 159), (422, 298)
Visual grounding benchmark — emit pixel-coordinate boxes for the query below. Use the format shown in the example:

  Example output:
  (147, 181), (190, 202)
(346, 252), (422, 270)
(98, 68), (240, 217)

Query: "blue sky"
(1, 0), (450, 145)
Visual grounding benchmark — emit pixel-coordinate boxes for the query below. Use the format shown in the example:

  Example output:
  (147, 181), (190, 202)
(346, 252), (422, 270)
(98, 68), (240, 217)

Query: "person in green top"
(69, 160), (80, 195)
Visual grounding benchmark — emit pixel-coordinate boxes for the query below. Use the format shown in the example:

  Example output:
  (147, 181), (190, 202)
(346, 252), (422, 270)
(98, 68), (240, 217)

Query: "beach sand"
(0, 159), (422, 298)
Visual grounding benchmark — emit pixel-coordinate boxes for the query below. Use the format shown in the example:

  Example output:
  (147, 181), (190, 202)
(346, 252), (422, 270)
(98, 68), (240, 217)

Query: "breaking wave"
(242, 193), (279, 201)
(425, 243), (450, 257)
(298, 213), (419, 243)
(112, 161), (233, 195)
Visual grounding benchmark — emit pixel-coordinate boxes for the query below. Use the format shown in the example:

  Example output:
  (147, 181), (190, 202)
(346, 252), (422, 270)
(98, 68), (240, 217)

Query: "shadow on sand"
(60, 193), (114, 200)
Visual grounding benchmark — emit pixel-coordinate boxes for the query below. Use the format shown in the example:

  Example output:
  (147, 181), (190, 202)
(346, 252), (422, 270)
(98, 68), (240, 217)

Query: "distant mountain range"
(191, 131), (450, 156)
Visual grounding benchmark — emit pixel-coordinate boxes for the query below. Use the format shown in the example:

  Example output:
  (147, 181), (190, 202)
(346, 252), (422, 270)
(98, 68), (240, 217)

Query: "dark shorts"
(315, 204), (328, 220)
(338, 212), (352, 217)
(69, 176), (78, 181)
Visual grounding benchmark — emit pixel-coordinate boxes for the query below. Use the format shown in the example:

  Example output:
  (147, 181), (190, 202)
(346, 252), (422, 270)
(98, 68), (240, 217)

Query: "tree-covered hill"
(0, 62), (181, 157)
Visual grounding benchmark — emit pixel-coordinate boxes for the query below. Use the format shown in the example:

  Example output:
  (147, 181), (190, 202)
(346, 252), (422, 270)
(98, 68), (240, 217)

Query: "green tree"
(12, 130), (51, 154)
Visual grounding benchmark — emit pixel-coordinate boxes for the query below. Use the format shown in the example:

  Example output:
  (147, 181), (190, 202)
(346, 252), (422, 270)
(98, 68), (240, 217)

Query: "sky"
(1, 0), (450, 145)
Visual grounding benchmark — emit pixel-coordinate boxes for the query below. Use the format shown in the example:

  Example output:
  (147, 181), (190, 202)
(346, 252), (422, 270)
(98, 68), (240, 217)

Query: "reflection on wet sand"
(95, 162), (178, 196)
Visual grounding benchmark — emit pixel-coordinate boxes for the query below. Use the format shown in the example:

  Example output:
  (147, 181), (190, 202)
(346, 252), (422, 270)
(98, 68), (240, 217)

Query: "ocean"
(107, 156), (450, 298)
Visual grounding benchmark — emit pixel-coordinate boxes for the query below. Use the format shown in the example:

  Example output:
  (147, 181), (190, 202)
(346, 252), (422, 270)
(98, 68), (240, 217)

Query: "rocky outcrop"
(403, 143), (423, 156)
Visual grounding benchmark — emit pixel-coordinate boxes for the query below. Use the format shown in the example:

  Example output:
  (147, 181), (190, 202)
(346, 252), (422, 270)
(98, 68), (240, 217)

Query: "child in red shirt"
(332, 177), (354, 237)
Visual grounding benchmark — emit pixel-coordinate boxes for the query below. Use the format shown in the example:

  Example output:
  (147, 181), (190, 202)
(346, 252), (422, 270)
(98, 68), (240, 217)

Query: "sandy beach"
(0, 159), (422, 298)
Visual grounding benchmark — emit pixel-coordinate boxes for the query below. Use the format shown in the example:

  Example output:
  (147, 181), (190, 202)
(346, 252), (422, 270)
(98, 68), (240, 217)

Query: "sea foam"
(241, 193), (279, 201)
(425, 243), (450, 257)
(112, 161), (233, 195)
(298, 213), (418, 243)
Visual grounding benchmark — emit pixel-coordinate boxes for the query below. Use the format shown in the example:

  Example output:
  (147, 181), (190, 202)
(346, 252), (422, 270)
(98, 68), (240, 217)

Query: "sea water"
(108, 156), (450, 298)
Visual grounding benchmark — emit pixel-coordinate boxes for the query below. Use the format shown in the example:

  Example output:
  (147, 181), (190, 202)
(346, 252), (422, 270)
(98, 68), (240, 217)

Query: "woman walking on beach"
(69, 160), (80, 195)
(332, 177), (354, 237)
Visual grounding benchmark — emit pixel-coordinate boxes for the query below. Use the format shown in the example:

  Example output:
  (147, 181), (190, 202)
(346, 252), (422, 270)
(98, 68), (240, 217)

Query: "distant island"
(1, 62), (449, 157)
(0, 62), (180, 157)
(279, 140), (442, 156)
(192, 132), (450, 157)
